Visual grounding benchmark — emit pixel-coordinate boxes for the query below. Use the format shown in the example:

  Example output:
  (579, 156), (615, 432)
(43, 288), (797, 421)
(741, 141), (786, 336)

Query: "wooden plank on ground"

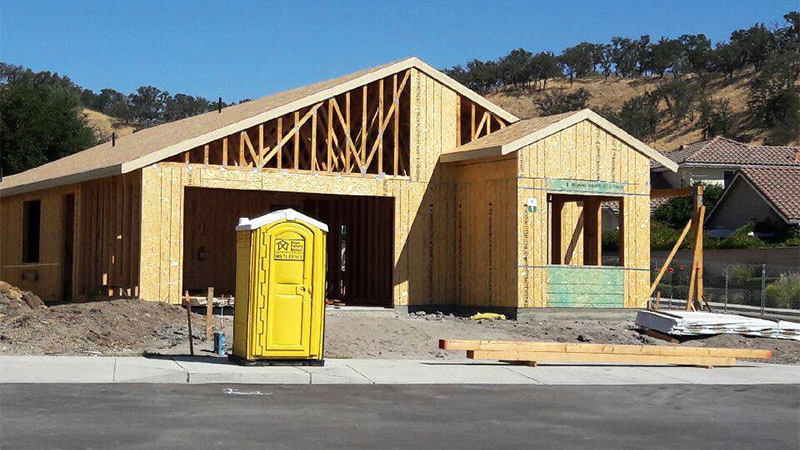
(440, 339), (771, 359)
(466, 350), (736, 367)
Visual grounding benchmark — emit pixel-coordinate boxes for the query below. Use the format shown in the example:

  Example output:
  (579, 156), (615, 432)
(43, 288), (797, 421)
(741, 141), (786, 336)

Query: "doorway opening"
(61, 194), (75, 301)
(183, 188), (394, 306)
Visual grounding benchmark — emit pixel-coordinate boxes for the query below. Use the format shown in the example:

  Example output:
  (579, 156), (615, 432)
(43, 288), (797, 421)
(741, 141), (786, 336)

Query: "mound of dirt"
(0, 290), (206, 356)
(0, 281), (46, 318)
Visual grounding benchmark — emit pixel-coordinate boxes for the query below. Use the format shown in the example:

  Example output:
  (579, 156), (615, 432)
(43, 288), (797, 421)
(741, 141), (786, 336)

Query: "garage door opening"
(183, 188), (394, 307)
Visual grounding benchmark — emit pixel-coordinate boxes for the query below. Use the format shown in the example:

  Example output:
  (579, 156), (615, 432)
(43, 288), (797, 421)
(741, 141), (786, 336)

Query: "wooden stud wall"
(0, 172), (141, 303)
(516, 119), (651, 308)
(77, 172), (142, 300)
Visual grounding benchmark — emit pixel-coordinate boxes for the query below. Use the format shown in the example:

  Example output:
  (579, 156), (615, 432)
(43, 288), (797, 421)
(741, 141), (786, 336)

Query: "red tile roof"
(652, 136), (800, 169)
(738, 166), (800, 222)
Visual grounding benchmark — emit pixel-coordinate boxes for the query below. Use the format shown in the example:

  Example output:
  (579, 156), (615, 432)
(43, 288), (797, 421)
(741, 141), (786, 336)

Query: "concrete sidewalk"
(1, 355), (798, 385)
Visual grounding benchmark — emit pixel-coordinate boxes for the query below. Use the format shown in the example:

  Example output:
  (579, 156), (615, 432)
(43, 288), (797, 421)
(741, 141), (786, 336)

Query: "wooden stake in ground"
(184, 290), (194, 356)
(206, 287), (214, 340)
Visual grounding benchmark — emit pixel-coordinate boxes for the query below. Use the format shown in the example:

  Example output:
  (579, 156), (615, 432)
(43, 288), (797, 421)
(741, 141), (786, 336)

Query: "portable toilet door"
(232, 209), (328, 363)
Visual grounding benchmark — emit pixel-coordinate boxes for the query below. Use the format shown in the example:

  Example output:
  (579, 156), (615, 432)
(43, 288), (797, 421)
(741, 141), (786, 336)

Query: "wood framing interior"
(163, 69), (508, 178)
(547, 194), (622, 266)
(183, 187), (394, 306)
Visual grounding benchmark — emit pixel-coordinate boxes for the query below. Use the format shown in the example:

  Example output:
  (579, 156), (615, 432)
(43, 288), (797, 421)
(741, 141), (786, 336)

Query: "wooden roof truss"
(167, 70), (414, 177)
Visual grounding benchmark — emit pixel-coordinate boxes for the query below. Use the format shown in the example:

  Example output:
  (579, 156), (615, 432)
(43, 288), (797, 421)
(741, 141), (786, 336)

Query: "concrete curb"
(1, 355), (798, 385)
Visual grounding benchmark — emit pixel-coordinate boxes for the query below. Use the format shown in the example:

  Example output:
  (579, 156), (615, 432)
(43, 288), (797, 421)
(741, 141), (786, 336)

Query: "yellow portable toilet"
(230, 209), (328, 365)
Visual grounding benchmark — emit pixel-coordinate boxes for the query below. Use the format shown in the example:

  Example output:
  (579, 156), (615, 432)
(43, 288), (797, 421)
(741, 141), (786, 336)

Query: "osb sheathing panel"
(516, 119), (651, 308)
(444, 157), (518, 308)
(0, 185), (76, 302)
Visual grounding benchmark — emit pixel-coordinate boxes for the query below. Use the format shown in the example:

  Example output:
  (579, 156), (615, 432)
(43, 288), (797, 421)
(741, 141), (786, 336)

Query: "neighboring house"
(706, 166), (800, 237)
(651, 136), (800, 189)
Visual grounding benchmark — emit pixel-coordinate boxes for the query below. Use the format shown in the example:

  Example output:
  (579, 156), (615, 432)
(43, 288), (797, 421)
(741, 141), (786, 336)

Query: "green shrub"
(650, 220), (690, 250)
(652, 182), (724, 229)
(602, 229), (619, 252)
(726, 264), (756, 287)
(717, 222), (764, 249)
(764, 274), (800, 309)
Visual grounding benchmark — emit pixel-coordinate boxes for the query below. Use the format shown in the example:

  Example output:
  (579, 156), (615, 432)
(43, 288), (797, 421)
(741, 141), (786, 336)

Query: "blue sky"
(1, 1), (796, 101)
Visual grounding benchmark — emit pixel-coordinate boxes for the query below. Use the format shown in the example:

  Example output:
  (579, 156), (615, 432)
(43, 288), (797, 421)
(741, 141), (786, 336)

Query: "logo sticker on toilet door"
(274, 239), (305, 261)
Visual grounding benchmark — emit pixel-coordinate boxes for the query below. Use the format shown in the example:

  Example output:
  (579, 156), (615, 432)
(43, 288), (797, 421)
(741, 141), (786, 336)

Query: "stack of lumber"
(439, 339), (772, 368)
(636, 310), (800, 341)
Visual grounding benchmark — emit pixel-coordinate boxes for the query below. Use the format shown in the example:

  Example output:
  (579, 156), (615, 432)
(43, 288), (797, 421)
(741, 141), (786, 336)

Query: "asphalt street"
(1, 384), (798, 449)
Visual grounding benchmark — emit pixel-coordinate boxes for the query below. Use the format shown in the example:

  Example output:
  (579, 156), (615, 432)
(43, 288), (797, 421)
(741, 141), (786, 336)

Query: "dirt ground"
(1, 288), (798, 364)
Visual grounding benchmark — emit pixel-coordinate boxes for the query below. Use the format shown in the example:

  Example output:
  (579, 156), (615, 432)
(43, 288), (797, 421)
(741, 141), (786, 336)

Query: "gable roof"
(0, 57), (517, 197)
(440, 109), (678, 172)
(652, 136), (800, 170)
(707, 166), (800, 225)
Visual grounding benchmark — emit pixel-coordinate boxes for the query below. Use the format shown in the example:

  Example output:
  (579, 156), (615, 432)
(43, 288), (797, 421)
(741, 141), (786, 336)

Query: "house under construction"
(0, 57), (678, 315)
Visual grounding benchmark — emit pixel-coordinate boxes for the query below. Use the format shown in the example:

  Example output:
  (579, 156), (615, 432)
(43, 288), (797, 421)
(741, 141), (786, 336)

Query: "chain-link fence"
(649, 259), (800, 312)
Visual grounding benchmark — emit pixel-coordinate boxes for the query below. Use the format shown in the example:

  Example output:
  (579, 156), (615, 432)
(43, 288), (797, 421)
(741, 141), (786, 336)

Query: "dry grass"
(82, 108), (135, 141)
(485, 70), (796, 151)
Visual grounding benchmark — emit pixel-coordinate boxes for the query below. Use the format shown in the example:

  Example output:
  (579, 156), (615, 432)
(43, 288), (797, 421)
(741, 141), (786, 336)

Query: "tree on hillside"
(530, 51), (562, 90)
(677, 34), (712, 75)
(604, 93), (660, 140)
(655, 78), (701, 121)
(0, 79), (96, 176)
(559, 43), (596, 83)
(533, 88), (591, 115)
(610, 37), (638, 77)
(650, 38), (683, 77)
(709, 42), (742, 79)
(730, 24), (775, 71)
(498, 48), (535, 88)
(696, 97), (733, 139)
(748, 48), (800, 143)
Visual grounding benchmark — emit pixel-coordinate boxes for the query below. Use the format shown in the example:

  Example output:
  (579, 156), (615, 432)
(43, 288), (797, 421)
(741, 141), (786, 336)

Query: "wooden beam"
(345, 92), (351, 171)
(470, 102), (476, 140)
(467, 349), (736, 367)
(583, 199), (602, 266)
(393, 73), (399, 176)
(222, 138), (228, 167)
(311, 109), (318, 172)
(327, 100), (334, 172)
(293, 111), (300, 170)
(240, 131), (258, 167)
(259, 103), (324, 169)
(330, 97), (363, 173)
(203, 144), (209, 165)
(648, 217), (693, 297)
(456, 96), (461, 146)
(440, 340), (771, 359)
(474, 112), (489, 138)
(276, 117), (283, 169)
(362, 85), (368, 170)
(258, 124), (264, 167)
(651, 187), (692, 198)
(205, 286), (214, 340)
(687, 205), (706, 311)
(378, 78), (384, 173)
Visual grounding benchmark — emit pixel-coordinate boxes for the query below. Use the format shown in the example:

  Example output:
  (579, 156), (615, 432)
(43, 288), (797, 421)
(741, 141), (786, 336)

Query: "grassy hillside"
(485, 70), (796, 151)
(82, 108), (135, 141)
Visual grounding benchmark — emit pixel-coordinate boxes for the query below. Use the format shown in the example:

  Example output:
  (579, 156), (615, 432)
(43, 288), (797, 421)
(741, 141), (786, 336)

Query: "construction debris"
(470, 312), (506, 321)
(0, 281), (46, 317)
(636, 310), (800, 341)
(439, 339), (773, 368)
